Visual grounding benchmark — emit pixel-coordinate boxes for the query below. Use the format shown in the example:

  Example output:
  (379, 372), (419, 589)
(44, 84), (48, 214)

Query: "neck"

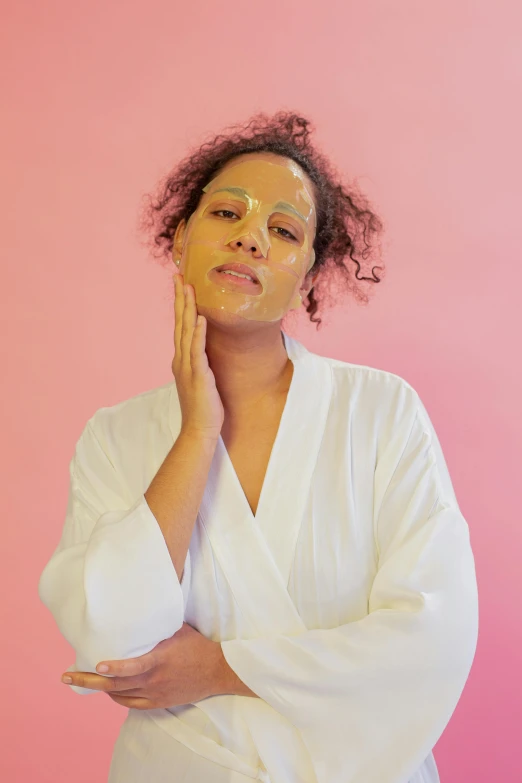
(204, 322), (292, 416)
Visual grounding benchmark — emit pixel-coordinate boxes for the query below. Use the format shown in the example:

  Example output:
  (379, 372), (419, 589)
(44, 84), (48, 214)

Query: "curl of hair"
(138, 110), (386, 329)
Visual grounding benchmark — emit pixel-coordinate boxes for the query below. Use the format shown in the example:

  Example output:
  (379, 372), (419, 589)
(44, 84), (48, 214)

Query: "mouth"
(209, 263), (262, 293)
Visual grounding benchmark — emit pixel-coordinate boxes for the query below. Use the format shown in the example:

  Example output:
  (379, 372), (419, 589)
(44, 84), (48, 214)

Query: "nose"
(230, 233), (264, 258)
(225, 217), (270, 258)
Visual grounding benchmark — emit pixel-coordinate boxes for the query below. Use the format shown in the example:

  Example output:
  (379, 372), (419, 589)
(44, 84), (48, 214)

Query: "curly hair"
(139, 110), (385, 329)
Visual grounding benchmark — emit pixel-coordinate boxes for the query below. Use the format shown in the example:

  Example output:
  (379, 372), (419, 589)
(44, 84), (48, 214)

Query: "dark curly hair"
(139, 110), (385, 329)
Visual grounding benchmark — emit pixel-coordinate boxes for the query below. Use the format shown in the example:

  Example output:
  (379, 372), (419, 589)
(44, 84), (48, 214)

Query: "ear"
(172, 219), (187, 265)
(299, 271), (320, 301)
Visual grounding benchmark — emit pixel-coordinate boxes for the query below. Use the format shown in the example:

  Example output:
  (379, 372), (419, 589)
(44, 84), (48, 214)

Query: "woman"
(39, 111), (478, 783)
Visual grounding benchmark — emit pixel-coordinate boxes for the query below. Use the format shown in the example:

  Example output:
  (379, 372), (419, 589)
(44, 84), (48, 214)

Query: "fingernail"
(61, 675), (72, 684)
(97, 664), (109, 673)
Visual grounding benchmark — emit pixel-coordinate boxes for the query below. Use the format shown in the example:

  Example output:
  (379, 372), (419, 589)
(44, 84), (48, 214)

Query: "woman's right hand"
(172, 273), (224, 441)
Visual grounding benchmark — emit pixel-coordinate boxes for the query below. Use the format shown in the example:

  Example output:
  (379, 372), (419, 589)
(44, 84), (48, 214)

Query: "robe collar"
(174, 330), (334, 637)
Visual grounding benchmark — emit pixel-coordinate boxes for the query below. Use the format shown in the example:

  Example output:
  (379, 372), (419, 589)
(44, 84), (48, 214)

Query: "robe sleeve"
(38, 417), (189, 695)
(220, 392), (479, 783)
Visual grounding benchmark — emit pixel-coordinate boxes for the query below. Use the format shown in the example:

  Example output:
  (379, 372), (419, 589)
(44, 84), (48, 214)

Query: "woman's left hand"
(61, 622), (228, 709)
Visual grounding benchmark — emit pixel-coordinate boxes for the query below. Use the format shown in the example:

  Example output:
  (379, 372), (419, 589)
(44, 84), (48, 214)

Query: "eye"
(272, 226), (297, 241)
(212, 209), (239, 219)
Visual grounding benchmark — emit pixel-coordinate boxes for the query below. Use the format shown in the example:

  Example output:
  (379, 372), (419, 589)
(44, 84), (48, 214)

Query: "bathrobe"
(38, 331), (479, 783)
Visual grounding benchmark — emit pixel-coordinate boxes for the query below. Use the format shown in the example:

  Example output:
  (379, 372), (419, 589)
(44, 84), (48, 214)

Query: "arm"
(38, 415), (218, 691)
(220, 397), (479, 783)
(144, 428), (218, 580)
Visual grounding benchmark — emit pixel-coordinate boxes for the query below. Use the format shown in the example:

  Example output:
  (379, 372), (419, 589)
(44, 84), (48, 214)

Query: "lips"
(208, 268), (261, 293)
(212, 262), (260, 283)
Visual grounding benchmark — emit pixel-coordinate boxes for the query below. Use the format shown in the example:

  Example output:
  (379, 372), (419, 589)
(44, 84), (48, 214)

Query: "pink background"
(2, 1), (520, 780)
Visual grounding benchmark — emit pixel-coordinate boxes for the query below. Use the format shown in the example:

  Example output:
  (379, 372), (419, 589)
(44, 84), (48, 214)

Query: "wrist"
(208, 643), (233, 696)
(179, 426), (220, 445)
(211, 643), (259, 698)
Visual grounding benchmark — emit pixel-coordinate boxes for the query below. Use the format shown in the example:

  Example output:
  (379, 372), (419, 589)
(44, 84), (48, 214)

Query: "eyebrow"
(211, 187), (250, 199)
(273, 201), (308, 224)
(209, 187), (308, 223)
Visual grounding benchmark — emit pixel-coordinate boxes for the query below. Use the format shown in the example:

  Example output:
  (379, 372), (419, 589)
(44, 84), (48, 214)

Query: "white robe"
(38, 331), (478, 783)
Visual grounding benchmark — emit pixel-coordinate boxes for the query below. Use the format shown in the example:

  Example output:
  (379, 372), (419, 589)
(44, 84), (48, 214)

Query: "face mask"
(174, 158), (316, 322)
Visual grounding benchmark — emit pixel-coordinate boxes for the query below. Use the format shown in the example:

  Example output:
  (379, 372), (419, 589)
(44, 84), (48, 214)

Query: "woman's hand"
(61, 623), (235, 709)
(172, 273), (224, 441)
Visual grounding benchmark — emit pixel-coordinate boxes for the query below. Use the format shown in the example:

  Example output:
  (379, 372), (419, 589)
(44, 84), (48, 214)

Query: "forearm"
(145, 428), (218, 581)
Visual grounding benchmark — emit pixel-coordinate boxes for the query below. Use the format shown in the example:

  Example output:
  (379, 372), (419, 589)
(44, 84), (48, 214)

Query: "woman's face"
(172, 152), (318, 323)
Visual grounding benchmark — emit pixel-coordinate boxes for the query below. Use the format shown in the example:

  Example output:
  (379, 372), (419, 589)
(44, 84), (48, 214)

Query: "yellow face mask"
(173, 157), (317, 322)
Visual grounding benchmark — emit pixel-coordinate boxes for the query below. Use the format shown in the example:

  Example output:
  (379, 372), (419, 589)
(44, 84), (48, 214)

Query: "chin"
(198, 305), (278, 331)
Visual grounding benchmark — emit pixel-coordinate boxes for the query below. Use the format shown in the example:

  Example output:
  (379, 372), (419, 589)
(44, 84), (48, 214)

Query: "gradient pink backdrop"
(2, 1), (520, 780)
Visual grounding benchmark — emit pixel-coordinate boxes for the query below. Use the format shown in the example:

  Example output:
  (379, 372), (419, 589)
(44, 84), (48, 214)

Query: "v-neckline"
(216, 350), (298, 524)
(194, 331), (333, 604)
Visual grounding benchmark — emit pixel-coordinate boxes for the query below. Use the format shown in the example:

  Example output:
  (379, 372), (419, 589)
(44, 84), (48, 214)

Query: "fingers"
(97, 655), (154, 677)
(109, 694), (152, 710)
(62, 672), (114, 691)
(62, 672), (143, 692)
(181, 282), (197, 373)
(173, 273), (184, 368)
(173, 273), (200, 375)
(190, 311), (209, 375)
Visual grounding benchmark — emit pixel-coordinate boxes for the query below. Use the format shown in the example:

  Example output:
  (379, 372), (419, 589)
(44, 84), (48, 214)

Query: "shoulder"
(315, 353), (457, 505)
(80, 381), (174, 460)
(66, 381), (175, 502)
(286, 333), (421, 424)
(315, 350), (422, 435)
(286, 332), (426, 450)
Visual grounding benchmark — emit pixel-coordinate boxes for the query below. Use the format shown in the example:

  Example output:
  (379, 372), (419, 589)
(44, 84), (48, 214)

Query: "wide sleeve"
(221, 392), (479, 783)
(38, 417), (189, 695)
